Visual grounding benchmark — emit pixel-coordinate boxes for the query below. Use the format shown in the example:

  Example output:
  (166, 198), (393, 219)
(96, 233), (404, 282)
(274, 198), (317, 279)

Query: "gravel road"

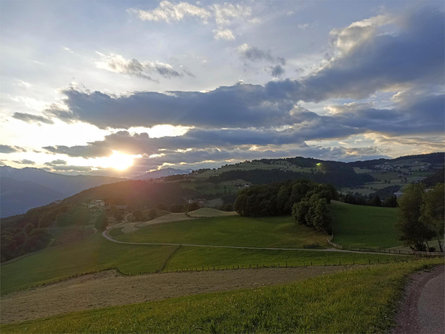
(393, 265), (444, 334)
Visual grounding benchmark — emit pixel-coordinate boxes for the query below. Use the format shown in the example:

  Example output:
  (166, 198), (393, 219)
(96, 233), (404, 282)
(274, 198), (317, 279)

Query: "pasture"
(330, 201), (401, 249)
(2, 259), (441, 334)
(111, 215), (331, 248)
(1, 211), (408, 296)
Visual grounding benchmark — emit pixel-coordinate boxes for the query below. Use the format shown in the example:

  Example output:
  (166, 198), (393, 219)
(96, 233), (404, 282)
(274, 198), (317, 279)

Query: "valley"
(0, 153), (443, 333)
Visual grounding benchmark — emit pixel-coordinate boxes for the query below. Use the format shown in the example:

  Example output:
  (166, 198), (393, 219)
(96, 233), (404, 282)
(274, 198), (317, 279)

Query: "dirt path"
(392, 265), (444, 334)
(1, 266), (346, 324)
(102, 230), (406, 256)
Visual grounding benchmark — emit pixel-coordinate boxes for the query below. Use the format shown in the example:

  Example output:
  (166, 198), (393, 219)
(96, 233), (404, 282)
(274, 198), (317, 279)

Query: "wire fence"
(160, 257), (420, 274)
(327, 235), (444, 257)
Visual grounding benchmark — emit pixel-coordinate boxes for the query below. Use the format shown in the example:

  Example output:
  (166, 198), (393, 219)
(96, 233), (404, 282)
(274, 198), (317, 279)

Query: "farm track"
(1, 266), (347, 324)
(102, 230), (404, 256)
(393, 265), (444, 334)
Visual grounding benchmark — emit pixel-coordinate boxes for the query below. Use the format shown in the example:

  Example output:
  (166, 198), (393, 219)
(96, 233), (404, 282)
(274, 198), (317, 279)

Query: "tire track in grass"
(158, 245), (182, 272)
(102, 230), (404, 256)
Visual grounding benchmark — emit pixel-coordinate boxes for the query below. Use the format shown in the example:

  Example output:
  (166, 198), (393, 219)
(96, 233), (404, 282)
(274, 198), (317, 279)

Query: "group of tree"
(234, 179), (337, 233)
(210, 165), (373, 188)
(340, 192), (398, 207)
(397, 183), (444, 252)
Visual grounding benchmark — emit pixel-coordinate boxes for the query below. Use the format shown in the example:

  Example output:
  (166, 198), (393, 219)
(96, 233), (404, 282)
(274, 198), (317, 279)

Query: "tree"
(308, 196), (332, 233)
(420, 183), (444, 252)
(292, 199), (310, 226)
(397, 184), (434, 250)
(382, 195), (398, 207)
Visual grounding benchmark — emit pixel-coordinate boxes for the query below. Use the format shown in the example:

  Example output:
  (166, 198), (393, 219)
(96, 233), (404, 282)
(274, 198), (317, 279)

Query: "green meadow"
(331, 201), (401, 249)
(1, 211), (409, 296)
(111, 215), (331, 248)
(2, 259), (441, 334)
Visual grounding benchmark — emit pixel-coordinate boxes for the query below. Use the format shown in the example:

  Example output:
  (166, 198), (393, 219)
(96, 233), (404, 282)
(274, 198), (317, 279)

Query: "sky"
(0, 0), (444, 177)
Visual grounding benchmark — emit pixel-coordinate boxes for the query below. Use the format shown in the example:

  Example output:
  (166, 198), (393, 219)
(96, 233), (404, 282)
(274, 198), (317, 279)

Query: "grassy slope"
(112, 215), (331, 248)
(165, 246), (407, 271)
(2, 213), (409, 295)
(2, 259), (441, 334)
(1, 234), (175, 295)
(331, 201), (401, 249)
(188, 208), (237, 218)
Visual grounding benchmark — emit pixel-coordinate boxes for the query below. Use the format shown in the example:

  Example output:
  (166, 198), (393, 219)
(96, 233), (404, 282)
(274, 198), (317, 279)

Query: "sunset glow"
(99, 151), (137, 171)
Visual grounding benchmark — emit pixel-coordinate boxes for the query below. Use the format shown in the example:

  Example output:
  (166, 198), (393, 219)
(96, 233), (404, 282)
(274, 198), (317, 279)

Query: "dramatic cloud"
(46, 8), (443, 132)
(48, 83), (297, 129)
(96, 53), (187, 80)
(300, 8), (445, 101)
(43, 88), (444, 169)
(13, 112), (53, 124)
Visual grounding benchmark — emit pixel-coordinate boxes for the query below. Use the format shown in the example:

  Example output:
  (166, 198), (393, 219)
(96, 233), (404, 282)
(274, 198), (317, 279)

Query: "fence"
(327, 234), (444, 257)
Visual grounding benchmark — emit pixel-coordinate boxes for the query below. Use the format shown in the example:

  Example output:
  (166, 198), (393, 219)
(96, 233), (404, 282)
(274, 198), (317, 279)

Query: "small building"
(394, 191), (403, 198)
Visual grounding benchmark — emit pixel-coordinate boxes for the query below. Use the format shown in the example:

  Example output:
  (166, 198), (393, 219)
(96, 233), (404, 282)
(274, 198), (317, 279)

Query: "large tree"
(397, 184), (434, 251)
(420, 183), (444, 252)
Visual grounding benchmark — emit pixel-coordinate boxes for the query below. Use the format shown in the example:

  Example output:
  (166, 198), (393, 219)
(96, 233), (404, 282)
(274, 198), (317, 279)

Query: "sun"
(105, 151), (135, 171)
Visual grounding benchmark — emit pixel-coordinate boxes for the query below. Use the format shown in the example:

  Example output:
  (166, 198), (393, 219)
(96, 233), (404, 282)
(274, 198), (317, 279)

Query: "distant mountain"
(0, 166), (121, 217)
(1, 152), (443, 262)
(133, 168), (192, 180)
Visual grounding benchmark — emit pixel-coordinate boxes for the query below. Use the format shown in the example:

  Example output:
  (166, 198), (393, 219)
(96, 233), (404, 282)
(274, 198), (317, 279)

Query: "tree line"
(340, 192), (398, 207)
(397, 183), (444, 252)
(234, 180), (337, 234)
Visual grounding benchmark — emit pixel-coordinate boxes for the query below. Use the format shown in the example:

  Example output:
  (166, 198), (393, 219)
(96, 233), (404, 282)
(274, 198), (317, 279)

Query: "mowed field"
(330, 201), (401, 249)
(2, 259), (441, 334)
(2, 211), (408, 296)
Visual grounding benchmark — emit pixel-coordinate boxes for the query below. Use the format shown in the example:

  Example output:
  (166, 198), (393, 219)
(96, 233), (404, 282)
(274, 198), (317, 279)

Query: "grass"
(187, 207), (237, 218)
(2, 212), (411, 295)
(1, 234), (175, 295)
(1, 234), (409, 296)
(55, 205), (93, 227)
(2, 259), (441, 333)
(331, 201), (401, 249)
(164, 247), (408, 271)
(111, 215), (331, 249)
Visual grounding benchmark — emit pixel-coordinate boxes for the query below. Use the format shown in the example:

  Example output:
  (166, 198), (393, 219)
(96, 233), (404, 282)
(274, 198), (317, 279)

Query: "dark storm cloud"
(48, 83), (296, 129)
(13, 112), (53, 124)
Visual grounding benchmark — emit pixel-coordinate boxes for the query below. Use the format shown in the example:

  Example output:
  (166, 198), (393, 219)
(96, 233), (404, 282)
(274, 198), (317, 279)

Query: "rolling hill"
(1, 152), (442, 263)
(0, 166), (122, 217)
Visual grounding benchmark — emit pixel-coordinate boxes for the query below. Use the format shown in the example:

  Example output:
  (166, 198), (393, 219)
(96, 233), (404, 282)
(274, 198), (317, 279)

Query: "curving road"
(393, 265), (444, 334)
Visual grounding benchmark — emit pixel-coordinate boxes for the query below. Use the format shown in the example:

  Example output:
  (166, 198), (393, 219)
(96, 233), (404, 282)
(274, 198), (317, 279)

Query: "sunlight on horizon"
(97, 150), (138, 171)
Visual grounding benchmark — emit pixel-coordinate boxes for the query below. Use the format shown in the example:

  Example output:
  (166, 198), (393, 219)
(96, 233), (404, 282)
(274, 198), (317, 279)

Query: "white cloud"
(330, 14), (390, 56)
(130, 1), (253, 41)
(130, 1), (211, 23)
(211, 3), (251, 26)
(213, 28), (235, 40)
